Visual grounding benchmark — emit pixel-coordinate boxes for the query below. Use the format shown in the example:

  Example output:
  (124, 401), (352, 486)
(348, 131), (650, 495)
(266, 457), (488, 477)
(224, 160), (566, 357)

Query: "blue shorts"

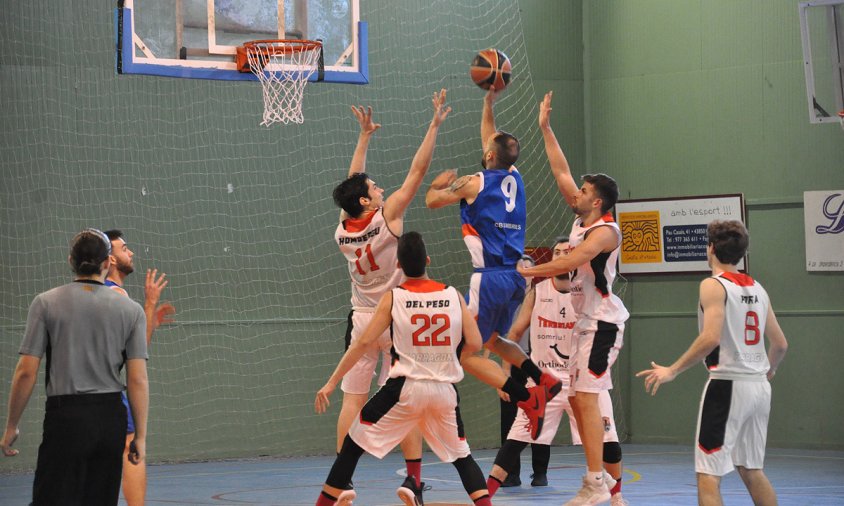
(121, 391), (135, 434)
(465, 268), (526, 343)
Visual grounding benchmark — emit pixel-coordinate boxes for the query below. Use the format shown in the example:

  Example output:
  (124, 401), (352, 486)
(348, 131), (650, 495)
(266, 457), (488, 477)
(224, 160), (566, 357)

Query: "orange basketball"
(470, 49), (512, 91)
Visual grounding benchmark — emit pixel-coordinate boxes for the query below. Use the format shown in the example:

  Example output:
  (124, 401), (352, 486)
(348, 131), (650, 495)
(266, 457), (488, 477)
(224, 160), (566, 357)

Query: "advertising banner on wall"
(804, 190), (844, 271)
(615, 194), (745, 274)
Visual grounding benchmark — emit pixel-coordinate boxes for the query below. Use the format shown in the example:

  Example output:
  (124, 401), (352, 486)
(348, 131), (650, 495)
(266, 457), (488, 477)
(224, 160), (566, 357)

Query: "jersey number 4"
(411, 314), (451, 346)
(744, 311), (761, 345)
(354, 244), (381, 275)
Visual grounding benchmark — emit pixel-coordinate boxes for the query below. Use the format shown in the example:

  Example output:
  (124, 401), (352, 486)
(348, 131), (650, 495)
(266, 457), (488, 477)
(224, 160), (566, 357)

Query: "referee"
(1, 229), (149, 506)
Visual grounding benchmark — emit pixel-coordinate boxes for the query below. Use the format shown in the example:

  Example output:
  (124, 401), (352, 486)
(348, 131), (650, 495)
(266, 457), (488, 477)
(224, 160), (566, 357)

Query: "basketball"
(470, 49), (512, 91)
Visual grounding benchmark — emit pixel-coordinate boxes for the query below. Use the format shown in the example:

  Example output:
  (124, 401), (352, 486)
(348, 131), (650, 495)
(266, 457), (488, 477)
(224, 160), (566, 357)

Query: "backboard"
(799, 0), (844, 124)
(116, 0), (367, 83)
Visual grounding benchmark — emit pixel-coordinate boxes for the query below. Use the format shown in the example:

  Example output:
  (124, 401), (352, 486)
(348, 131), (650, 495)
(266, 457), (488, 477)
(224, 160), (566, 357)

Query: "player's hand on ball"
(635, 361), (676, 396)
(315, 382), (336, 414)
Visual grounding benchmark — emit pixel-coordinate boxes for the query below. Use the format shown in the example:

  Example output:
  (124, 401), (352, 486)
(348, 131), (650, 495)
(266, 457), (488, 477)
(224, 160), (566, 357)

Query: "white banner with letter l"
(804, 190), (844, 271)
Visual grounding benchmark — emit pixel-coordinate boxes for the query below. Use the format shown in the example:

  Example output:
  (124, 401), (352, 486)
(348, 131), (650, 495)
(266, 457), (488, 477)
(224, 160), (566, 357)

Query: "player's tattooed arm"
(426, 170), (479, 208)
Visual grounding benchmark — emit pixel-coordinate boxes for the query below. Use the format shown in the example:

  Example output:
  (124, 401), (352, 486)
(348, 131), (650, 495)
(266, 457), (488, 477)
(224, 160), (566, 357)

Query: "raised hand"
(539, 91), (553, 130)
(484, 85), (503, 106)
(431, 88), (452, 127)
(145, 269), (175, 335)
(351, 105), (381, 135)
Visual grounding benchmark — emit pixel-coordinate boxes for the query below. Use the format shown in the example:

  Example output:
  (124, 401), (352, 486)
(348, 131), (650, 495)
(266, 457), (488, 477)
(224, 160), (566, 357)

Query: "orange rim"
(242, 39), (322, 56)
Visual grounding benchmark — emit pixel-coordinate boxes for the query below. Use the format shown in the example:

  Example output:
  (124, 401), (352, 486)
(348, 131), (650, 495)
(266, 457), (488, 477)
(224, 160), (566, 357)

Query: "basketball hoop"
(236, 40), (323, 126)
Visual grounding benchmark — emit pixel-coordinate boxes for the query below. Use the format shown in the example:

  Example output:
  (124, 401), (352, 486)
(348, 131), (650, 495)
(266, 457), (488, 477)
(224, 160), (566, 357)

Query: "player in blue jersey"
(425, 87), (561, 440)
(104, 229), (175, 506)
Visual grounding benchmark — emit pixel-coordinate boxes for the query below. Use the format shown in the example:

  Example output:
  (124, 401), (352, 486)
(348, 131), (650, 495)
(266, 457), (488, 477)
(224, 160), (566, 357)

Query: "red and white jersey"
(388, 279), (464, 383)
(335, 209), (403, 309)
(529, 279), (577, 384)
(569, 213), (629, 324)
(701, 272), (771, 380)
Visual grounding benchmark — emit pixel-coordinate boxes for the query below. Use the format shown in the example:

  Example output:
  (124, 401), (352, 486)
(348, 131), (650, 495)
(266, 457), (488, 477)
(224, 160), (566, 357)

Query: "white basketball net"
(246, 41), (322, 126)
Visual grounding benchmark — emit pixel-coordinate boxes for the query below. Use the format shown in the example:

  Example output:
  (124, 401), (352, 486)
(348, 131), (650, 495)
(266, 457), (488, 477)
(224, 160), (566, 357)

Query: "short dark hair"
(553, 235), (570, 248)
(397, 231), (427, 278)
(582, 173), (619, 213)
(104, 229), (123, 242)
(707, 220), (749, 265)
(491, 131), (520, 169)
(70, 229), (111, 275)
(333, 173), (370, 218)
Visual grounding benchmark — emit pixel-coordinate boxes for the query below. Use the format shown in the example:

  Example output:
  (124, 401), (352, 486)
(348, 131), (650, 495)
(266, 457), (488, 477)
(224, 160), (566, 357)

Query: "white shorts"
(695, 378), (771, 476)
(572, 320), (624, 393)
(507, 382), (619, 445)
(341, 310), (392, 395)
(349, 378), (471, 463)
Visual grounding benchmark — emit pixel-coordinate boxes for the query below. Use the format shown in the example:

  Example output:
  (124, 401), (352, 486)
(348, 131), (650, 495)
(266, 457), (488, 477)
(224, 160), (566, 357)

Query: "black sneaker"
(397, 476), (427, 506)
(530, 472), (548, 486)
(501, 472), (522, 487)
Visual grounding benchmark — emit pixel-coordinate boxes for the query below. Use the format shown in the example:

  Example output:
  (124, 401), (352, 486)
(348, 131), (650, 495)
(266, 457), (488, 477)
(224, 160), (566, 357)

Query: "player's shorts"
(349, 377), (471, 463)
(465, 268), (526, 343)
(341, 309), (392, 395)
(571, 319), (624, 393)
(121, 391), (135, 434)
(508, 382), (618, 445)
(695, 377), (771, 476)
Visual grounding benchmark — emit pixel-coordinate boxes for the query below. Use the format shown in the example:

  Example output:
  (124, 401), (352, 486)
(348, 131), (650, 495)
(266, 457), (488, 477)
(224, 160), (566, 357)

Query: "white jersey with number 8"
(702, 272), (771, 380)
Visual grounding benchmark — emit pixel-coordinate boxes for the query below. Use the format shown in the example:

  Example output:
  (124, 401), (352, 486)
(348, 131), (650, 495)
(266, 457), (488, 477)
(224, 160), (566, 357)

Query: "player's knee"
(493, 440), (528, 472)
(603, 441), (622, 464)
(452, 455), (487, 494)
(325, 436), (365, 490)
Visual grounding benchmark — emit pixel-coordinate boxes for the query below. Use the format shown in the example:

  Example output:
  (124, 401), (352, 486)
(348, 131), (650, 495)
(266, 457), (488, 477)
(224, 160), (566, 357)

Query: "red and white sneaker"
(539, 372), (563, 400)
(517, 385), (547, 440)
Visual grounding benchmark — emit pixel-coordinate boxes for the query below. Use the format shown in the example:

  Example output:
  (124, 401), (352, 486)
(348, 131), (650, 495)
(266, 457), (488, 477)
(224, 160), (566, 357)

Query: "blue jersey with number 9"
(459, 168), (526, 269)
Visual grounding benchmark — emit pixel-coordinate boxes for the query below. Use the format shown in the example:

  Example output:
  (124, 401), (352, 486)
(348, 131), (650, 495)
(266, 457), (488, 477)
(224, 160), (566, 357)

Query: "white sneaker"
(562, 475), (611, 506)
(337, 489), (356, 505)
(610, 492), (629, 505)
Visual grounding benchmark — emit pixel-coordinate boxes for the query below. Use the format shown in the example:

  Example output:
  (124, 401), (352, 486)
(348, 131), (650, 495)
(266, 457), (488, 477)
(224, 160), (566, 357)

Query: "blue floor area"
(1, 444), (842, 505)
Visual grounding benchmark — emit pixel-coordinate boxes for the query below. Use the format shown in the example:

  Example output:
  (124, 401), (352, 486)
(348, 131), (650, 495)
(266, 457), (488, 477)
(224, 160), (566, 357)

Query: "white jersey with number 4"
(702, 272), (771, 380)
(529, 278), (577, 385)
(389, 279), (464, 384)
(335, 208), (403, 309)
(569, 213), (629, 324)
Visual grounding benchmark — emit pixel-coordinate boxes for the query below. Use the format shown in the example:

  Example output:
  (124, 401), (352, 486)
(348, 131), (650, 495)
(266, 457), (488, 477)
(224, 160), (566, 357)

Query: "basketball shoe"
(397, 476), (427, 506)
(516, 385), (547, 439)
(336, 488), (356, 506)
(563, 475), (611, 506)
(539, 372), (563, 400)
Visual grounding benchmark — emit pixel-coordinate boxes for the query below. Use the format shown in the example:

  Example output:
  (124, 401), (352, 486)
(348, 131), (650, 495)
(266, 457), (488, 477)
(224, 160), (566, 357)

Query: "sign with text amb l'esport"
(615, 194), (745, 274)
(804, 190), (844, 272)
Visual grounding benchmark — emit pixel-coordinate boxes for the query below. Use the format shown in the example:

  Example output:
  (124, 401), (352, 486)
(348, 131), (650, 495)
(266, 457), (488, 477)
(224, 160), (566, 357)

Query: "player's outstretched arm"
(346, 105), (381, 178)
(315, 292), (394, 413)
(383, 90), (451, 226)
(538, 91), (579, 207)
(481, 86), (503, 148)
(636, 278), (725, 395)
(1, 355), (40, 457)
(764, 304), (788, 380)
(518, 226), (615, 279)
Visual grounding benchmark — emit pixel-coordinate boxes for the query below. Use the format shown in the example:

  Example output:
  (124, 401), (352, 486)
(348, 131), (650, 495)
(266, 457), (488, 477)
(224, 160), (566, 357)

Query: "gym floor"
(1, 443), (842, 505)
